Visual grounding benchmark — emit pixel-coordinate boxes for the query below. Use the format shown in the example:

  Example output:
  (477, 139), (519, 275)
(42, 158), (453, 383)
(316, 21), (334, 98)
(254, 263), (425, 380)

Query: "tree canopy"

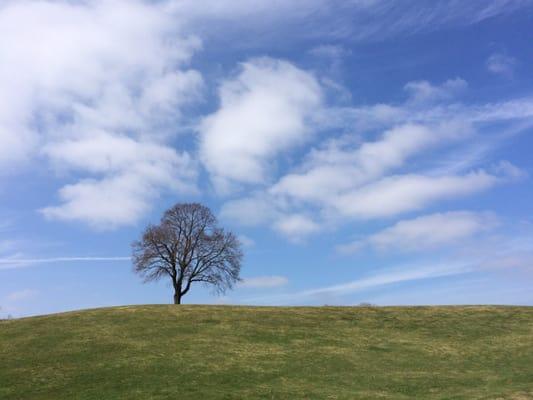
(132, 203), (242, 304)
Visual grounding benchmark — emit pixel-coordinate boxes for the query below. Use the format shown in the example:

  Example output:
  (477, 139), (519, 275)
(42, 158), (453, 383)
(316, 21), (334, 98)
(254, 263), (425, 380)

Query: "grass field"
(1, 305), (532, 399)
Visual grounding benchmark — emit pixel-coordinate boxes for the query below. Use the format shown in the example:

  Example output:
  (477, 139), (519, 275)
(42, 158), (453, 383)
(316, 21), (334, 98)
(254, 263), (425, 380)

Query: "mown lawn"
(1, 305), (532, 399)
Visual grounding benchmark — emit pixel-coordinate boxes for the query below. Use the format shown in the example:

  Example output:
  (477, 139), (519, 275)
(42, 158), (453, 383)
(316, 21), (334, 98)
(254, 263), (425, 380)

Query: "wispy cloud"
(171, 0), (533, 44)
(486, 53), (517, 77)
(0, 256), (131, 269)
(221, 74), (533, 239)
(238, 275), (289, 289)
(246, 262), (471, 304)
(2, 1), (532, 233)
(338, 211), (498, 254)
(308, 44), (350, 62)
(238, 235), (255, 248)
(247, 226), (533, 305)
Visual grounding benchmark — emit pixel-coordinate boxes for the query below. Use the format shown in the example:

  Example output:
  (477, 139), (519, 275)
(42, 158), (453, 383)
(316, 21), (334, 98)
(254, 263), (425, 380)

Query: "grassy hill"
(1, 305), (532, 399)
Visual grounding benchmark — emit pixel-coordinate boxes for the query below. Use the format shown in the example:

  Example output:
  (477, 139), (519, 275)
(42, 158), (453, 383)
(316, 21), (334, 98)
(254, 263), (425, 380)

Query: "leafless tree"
(132, 203), (243, 304)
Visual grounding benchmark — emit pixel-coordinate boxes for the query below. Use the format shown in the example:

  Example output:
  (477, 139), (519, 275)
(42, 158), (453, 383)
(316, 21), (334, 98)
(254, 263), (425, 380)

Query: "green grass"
(1, 305), (532, 399)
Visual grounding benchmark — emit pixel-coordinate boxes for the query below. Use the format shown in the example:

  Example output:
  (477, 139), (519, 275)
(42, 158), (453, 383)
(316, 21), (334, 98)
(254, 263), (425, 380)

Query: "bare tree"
(132, 203), (243, 304)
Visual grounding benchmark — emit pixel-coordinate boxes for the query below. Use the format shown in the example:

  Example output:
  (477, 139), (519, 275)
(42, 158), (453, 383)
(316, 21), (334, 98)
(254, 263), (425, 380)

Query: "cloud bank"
(1, 0), (532, 239)
(0, 0), (202, 227)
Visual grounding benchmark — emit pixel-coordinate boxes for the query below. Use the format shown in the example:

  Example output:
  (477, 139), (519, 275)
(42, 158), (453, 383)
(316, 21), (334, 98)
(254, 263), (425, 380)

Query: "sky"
(1, 0), (533, 317)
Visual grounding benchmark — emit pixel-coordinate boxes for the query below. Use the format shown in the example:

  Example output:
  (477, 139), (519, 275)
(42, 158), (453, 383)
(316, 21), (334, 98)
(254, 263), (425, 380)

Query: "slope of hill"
(1, 305), (532, 399)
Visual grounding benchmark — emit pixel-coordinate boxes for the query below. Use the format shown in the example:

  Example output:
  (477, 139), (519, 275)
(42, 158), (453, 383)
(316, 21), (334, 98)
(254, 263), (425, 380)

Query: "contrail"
(0, 256), (131, 268)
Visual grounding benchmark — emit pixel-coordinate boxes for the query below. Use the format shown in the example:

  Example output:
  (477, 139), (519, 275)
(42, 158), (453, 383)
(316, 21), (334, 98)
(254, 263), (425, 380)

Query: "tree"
(132, 203), (243, 304)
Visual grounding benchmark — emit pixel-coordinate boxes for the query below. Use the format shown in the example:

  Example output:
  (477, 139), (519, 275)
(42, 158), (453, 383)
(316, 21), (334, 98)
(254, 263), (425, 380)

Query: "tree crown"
(132, 203), (242, 303)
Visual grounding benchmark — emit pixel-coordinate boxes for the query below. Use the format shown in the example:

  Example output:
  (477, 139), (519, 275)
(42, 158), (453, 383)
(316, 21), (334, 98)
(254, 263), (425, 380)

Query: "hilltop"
(1, 305), (532, 399)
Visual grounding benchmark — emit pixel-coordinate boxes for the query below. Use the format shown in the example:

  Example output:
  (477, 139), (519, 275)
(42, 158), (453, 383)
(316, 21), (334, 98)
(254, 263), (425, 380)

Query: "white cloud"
(245, 223), (533, 305)
(491, 160), (527, 180)
(246, 262), (471, 304)
(332, 170), (501, 219)
(300, 264), (468, 298)
(219, 69), (531, 239)
(0, 0), (203, 227)
(338, 211), (498, 254)
(0, 256), (131, 270)
(169, 0), (532, 44)
(273, 214), (320, 240)
(404, 78), (467, 104)
(2, 1), (532, 236)
(238, 275), (289, 289)
(486, 53), (517, 77)
(41, 136), (197, 228)
(238, 235), (255, 248)
(221, 197), (320, 241)
(199, 57), (322, 192)
(309, 44), (350, 59)
(41, 175), (153, 228)
(271, 121), (470, 204)
(317, 94), (533, 137)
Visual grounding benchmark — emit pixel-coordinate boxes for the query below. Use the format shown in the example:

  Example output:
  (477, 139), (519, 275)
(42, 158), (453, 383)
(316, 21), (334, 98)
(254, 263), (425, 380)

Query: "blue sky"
(1, 0), (533, 317)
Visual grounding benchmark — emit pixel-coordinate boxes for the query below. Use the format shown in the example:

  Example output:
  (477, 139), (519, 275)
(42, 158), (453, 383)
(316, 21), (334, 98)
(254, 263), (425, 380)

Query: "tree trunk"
(173, 292), (181, 305)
